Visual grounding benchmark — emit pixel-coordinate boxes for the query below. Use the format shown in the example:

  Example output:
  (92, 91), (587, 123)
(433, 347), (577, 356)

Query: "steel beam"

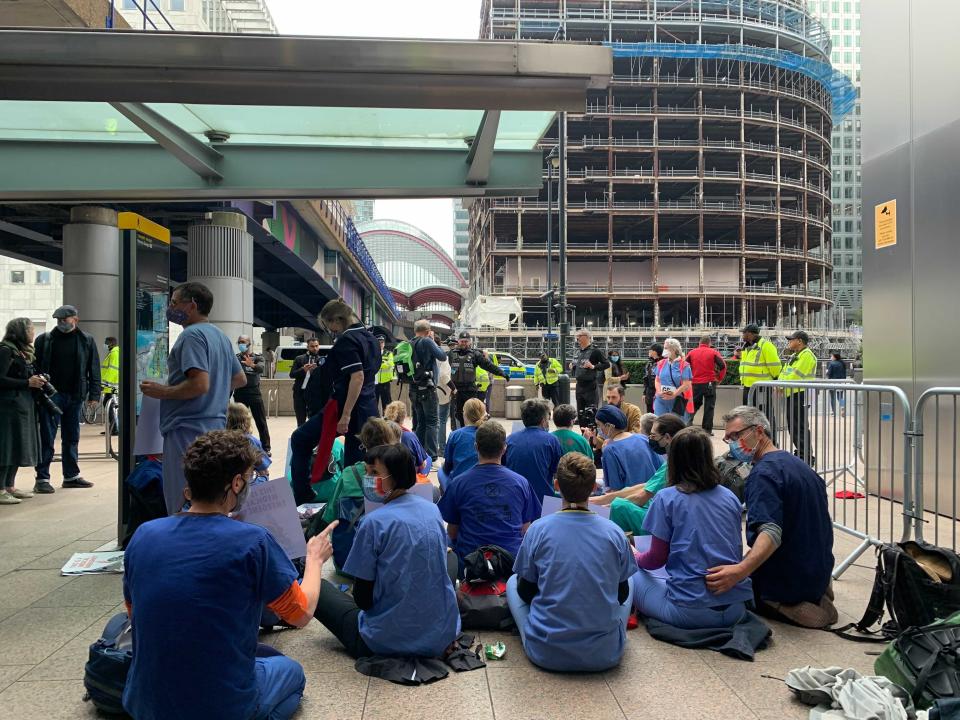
(0, 141), (544, 202)
(252, 276), (320, 330)
(465, 110), (502, 186)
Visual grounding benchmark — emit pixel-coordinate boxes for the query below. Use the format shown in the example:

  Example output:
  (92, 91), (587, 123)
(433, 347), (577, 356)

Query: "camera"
(578, 405), (597, 431)
(33, 373), (63, 416)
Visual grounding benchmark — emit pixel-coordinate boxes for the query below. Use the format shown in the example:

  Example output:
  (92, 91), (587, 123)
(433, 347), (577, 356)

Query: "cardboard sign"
(236, 479), (307, 560)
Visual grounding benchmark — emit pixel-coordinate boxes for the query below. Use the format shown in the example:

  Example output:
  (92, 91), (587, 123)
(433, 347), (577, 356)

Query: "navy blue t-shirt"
(123, 514), (298, 720)
(327, 324), (380, 432)
(438, 463), (541, 559)
(745, 451), (834, 604)
(504, 427), (562, 502)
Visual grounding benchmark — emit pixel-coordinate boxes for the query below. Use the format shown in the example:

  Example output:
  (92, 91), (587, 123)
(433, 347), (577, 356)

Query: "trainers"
(33, 481), (56, 494)
(10, 488), (34, 499)
(62, 476), (94, 489)
(0, 491), (22, 505)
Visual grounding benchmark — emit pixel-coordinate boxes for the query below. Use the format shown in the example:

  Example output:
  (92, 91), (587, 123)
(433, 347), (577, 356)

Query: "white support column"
(62, 206), (119, 349)
(187, 212), (254, 342)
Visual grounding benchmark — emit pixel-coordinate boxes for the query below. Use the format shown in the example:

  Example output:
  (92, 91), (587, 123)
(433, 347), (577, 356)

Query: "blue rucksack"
(83, 612), (133, 716)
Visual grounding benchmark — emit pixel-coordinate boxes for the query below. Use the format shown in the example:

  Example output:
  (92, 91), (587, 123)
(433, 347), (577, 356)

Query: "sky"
(266, 0), (483, 256)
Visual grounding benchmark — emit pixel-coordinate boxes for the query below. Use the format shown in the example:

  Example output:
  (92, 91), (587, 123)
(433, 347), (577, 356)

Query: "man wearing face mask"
(233, 335), (271, 456)
(32, 305), (101, 493)
(140, 282), (246, 515)
(122, 430), (336, 720)
(593, 413), (685, 536)
(705, 406), (836, 628)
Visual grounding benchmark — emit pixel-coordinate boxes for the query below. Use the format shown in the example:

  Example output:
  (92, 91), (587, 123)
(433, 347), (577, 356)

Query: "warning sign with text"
(875, 200), (897, 249)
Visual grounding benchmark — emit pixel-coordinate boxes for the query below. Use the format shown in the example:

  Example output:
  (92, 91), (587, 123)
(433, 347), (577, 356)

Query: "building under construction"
(470, 0), (857, 358)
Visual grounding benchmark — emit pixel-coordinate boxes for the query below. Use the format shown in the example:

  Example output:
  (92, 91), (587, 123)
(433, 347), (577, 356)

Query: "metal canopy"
(0, 29), (611, 202)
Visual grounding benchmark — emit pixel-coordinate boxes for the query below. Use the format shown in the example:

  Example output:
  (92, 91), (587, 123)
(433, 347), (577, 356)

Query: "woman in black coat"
(0, 318), (46, 505)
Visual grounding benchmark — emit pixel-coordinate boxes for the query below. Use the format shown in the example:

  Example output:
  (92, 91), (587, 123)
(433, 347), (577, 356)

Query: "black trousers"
(692, 382), (718, 433)
(454, 388), (483, 427)
(575, 383), (600, 416)
(786, 391), (813, 465)
(376, 382), (393, 414)
(541, 382), (560, 408)
(234, 389), (271, 452)
(293, 392), (307, 427)
(742, 386), (778, 439)
(313, 580), (374, 660)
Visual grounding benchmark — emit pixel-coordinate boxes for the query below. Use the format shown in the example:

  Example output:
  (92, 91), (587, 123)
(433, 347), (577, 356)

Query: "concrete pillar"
(62, 207), (119, 349)
(187, 212), (253, 342)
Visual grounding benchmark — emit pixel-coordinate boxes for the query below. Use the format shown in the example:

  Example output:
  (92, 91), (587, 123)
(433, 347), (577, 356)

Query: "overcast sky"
(266, 0), (483, 255)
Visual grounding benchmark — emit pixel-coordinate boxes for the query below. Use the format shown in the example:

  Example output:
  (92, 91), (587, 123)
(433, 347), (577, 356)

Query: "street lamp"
(558, 112), (569, 371)
(546, 146), (560, 341)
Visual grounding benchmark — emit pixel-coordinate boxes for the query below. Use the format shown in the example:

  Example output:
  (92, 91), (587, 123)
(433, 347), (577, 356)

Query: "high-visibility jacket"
(780, 347), (818, 397)
(475, 366), (491, 393)
(739, 338), (782, 388)
(377, 351), (395, 385)
(533, 358), (562, 386)
(101, 345), (119, 394)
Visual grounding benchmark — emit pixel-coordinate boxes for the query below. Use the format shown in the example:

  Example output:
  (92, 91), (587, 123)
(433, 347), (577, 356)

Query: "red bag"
(309, 399), (340, 484)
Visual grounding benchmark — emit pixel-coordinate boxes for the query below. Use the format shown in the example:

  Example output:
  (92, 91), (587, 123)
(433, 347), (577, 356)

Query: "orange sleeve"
(124, 600), (133, 619)
(267, 581), (311, 628)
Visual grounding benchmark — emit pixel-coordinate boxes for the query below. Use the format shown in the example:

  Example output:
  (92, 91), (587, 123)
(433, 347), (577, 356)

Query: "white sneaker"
(10, 488), (33, 499)
(0, 491), (22, 505)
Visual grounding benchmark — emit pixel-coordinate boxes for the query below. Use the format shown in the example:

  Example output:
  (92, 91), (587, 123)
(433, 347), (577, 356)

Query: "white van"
(274, 343), (332, 379)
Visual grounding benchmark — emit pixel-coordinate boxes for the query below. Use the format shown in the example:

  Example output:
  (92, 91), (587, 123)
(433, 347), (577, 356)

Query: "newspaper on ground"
(61, 551), (125, 576)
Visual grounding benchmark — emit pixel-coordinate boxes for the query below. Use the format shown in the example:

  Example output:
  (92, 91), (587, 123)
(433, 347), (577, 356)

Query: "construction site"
(469, 0), (858, 359)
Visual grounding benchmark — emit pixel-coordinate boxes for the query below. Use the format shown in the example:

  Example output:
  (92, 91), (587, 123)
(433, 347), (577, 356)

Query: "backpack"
(837, 541), (960, 642)
(457, 545), (516, 630)
(450, 350), (478, 387)
(715, 452), (751, 503)
(120, 459), (166, 549)
(393, 341), (415, 384)
(396, 339), (434, 388)
(874, 611), (960, 709)
(83, 613), (133, 716)
(331, 495), (365, 574)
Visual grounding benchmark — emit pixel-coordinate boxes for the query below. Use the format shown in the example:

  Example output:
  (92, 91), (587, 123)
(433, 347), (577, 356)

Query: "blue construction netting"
(607, 41), (856, 121)
(344, 217), (399, 316)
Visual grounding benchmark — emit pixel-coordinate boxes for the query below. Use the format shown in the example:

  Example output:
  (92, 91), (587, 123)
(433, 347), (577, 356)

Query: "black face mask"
(650, 439), (668, 455)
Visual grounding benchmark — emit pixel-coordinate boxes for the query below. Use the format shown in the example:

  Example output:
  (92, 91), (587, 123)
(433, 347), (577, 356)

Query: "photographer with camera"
(409, 320), (447, 460)
(32, 305), (101, 494)
(0, 319), (47, 505)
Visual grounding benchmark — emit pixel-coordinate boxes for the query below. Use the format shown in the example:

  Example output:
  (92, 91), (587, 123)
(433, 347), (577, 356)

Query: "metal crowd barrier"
(749, 380), (918, 579)
(912, 387), (960, 552)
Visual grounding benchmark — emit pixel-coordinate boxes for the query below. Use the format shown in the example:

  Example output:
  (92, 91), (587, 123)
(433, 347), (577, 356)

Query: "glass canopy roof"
(0, 101), (555, 150)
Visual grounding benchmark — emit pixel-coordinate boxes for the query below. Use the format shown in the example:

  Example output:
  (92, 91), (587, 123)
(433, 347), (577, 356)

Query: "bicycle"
(102, 388), (119, 460)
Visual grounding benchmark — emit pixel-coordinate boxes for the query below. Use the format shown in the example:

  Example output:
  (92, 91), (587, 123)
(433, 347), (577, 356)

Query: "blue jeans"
(438, 402), (451, 451)
(505, 574), (634, 668)
(412, 388), (439, 459)
(36, 392), (83, 481)
(253, 651), (306, 720)
(630, 570), (746, 629)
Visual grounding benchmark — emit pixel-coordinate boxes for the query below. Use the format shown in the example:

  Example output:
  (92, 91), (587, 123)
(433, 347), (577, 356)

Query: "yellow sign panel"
(875, 200), (897, 249)
(117, 212), (171, 245)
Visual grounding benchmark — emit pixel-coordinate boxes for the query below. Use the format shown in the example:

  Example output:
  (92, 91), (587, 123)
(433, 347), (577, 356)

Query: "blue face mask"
(166, 307), (189, 326)
(362, 474), (388, 503)
(728, 440), (755, 464)
(238, 343), (249, 353)
(610, 355), (620, 363)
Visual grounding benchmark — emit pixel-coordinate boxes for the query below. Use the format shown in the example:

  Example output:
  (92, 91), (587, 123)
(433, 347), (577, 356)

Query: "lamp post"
(546, 147), (559, 344)
(558, 112), (569, 371)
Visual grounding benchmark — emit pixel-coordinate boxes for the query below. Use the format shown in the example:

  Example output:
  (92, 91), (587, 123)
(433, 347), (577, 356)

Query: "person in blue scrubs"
(439, 421), (541, 563)
(653, 338), (693, 418)
(631, 427), (754, 629)
(507, 452), (636, 672)
(706, 406), (836, 628)
(313, 444), (461, 658)
(383, 401), (431, 475)
(439, 397), (487, 490)
(140, 282), (246, 516)
(504, 398), (562, 501)
(595, 405), (663, 492)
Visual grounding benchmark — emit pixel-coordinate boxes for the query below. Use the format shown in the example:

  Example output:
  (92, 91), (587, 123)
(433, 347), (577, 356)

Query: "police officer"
(738, 322), (782, 438)
(375, 335), (395, 414)
(569, 329), (609, 419)
(534, 352), (562, 407)
(101, 336), (119, 398)
(447, 331), (506, 427)
(780, 329), (817, 466)
(233, 335), (271, 454)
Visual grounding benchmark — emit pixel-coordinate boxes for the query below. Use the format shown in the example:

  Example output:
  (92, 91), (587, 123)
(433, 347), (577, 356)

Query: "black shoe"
(33, 481), (55, 494)
(62, 476), (94, 489)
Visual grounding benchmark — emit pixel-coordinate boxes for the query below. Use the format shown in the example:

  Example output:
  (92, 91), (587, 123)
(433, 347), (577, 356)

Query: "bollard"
(557, 374), (571, 406)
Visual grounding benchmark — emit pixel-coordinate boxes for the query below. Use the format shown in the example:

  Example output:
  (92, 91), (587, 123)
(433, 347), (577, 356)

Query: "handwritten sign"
(236, 479), (306, 559)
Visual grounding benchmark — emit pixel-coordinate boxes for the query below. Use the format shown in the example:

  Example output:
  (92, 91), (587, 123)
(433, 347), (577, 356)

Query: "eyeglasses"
(724, 425), (756, 443)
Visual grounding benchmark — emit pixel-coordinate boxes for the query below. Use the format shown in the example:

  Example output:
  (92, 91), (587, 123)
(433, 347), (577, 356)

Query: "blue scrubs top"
(601, 433), (663, 491)
(442, 425), (479, 484)
(504, 427), (562, 501)
(652, 359), (692, 416)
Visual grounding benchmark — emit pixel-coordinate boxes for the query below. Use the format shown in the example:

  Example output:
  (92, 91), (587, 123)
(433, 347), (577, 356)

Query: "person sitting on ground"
(313, 444), (461, 659)
(439, 421), (541, 565)
(594, 405), (663, 492)
(439, 397), (486, 490)
(123, 430), (337, 720)
(383, 400), (431, 475)
(631, 427), (753, 630)
(551, 403), (594, 458)
(504, 398), (563, 501)
(227, 401), (271, 483)
(605, 384), (643, 433)
(507, 452), (636, 672)
(594, 413), (686, 536)
(638, 412), (657, 437)
(706, 406), (837, 628)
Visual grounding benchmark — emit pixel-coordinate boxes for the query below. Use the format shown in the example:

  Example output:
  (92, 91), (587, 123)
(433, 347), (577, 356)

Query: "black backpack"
(715, 452), (751, 503)
(458, 545), (516, 631)
(837, 541), (960, 642)
(83, 613), (133, 716)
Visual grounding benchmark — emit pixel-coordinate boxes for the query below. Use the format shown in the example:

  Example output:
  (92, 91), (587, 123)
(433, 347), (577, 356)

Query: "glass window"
(122, 0), (138, 8)
(35, 270), (50, 284)
(832, 18), (840, 31)
(845, 271), (854, 284)
(168, 0), (185, 9)
(10, 270), (24, 284)
(844, 221), (854, 233)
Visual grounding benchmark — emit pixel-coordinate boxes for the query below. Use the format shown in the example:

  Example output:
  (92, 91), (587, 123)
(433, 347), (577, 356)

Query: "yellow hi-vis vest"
(779, 347), (818, 397)
(534, 358), (562, 386)
(101, 345), (119, 393)
(377, 351), (395, 384)
(475, 366), (491, 393)
(739, 338), (782, 388)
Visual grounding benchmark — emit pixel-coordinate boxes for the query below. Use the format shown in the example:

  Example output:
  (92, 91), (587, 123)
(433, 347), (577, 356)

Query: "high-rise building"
(473, 0), (853, 351)
(117, 0), (276, 33)
(350, 200), (375, 225)
(808, 0), (862, 316)
(453, 200), (470, 282)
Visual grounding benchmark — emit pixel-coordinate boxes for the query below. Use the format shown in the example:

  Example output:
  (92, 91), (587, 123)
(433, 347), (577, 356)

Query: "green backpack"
(393, 340), (414, 384)
(875, 611), (960, 709)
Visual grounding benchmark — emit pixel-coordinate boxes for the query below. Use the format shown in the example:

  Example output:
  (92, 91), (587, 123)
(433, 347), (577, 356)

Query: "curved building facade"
(475, 0), (840, 332)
